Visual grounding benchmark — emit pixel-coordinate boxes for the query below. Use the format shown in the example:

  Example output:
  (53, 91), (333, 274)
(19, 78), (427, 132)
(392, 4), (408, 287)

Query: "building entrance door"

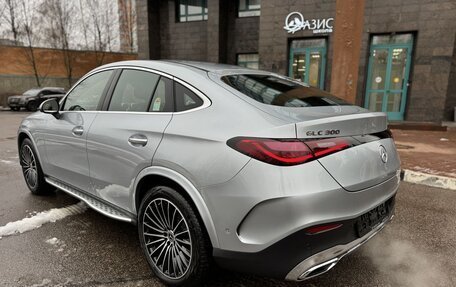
(289, 39), (326, 89)
(365, 34), (413, 121)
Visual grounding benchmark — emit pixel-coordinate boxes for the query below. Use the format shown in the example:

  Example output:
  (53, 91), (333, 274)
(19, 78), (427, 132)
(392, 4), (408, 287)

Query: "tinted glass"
(291, 38), (326, 49)
(63, 70), (113, 111)
(239, 0), (261, 17)
(175, 82), (203, 112)
(178, 0), (207, 22)
(23, 89), (40, 96)
(109, 70), (159, 112)
(372, 34), (413, 45)
(237, 54), (259, 69)
(222, 74), (349, 107)
(149, 77), (174, 112)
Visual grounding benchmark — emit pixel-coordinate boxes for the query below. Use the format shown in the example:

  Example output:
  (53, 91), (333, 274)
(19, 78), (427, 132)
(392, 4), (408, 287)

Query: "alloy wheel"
(20, 145), (38, 189)
(142, 198), (192, 280)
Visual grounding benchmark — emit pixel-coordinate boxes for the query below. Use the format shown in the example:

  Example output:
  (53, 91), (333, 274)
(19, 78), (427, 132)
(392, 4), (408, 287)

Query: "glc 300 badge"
(306, 129), (340, 136)
(379, 145), (388, 163)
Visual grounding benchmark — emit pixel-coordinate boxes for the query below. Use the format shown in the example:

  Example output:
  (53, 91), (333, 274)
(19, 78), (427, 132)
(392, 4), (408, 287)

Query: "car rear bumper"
(285, 210), (393, 281)
(213, 195), (395, 280)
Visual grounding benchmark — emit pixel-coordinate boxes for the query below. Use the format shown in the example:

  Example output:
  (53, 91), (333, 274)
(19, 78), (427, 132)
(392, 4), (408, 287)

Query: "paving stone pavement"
(392, 129), (456, 179)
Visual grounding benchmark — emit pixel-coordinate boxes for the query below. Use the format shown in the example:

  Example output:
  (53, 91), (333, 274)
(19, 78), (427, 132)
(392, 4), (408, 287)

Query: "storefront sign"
(284, 12), (333, 34)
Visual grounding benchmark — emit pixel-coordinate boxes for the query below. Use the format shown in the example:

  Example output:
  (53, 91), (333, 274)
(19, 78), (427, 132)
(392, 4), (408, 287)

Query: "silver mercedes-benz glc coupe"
(18, 60), (400, 286)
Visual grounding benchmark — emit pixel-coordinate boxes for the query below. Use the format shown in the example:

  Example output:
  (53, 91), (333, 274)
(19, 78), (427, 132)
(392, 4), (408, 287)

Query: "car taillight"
(305, 137), (357, 158)
(227, 137), (314, 166)
(227, 137), (358, 166)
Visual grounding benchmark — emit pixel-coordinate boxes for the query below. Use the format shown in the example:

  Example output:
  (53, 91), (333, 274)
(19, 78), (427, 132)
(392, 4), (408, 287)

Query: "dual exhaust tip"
(298, 258), (339, 280)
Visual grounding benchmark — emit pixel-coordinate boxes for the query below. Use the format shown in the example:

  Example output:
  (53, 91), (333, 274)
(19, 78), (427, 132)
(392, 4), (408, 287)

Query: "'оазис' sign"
(284, 12), (333, 34)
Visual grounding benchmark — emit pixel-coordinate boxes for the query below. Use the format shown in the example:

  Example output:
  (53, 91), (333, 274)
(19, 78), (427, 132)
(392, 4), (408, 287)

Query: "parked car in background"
(8, 87), (66, 111)
(18, 61), (400, 286)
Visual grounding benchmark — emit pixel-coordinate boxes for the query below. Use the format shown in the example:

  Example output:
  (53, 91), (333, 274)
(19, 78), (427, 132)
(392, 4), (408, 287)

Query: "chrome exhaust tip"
(298, 258), (339, 280)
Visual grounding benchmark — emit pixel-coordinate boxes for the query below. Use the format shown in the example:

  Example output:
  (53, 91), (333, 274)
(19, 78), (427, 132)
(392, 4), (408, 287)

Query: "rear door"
(44, 70), (115, 191)
(86, 68), (174, 211)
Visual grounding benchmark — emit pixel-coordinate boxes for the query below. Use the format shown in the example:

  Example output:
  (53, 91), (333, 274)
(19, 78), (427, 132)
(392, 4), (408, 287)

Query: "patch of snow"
(45, 237), (60, 245)
(29, 279), (52, 287)
(0, 202), (87, 239)
(440, 138), (449, 141)
(403, 169), (456, 190)
(0, 159), (13, 164)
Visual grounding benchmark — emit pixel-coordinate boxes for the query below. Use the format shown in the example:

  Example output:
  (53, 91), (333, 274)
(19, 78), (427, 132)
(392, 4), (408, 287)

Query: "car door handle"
(72, 126), (84, 136)
(128, 135), (148, 146)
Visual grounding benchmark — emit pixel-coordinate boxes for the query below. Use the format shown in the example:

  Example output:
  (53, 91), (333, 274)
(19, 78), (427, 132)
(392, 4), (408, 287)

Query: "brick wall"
(137, 0), (260, 64)
(258, 0), (337, 90)
(159, 0), (208, 61)
(0, 45), (136, 105)
(136, 0), (456, 123)
(226, 10), (260, 65)
(359, 0), (456, 122)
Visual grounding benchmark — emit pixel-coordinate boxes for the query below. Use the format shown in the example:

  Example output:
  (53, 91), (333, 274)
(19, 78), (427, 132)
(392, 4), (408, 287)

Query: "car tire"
(26, 101), (37, 111)
(138, 186), (212, 286)
(20, 138), (51, 195)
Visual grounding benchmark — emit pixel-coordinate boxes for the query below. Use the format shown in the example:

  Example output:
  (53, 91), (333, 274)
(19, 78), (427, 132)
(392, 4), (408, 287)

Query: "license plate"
(356, 202), (389, 237)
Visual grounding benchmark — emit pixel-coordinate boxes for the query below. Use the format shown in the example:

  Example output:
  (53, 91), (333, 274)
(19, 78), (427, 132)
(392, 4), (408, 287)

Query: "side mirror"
(39, 98), (60, 119)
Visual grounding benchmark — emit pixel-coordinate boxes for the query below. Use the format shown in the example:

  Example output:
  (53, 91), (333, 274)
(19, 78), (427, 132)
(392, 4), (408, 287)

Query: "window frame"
(237, 53), (259, 69)
(238, 0), (261, 17)
(82, 66), (212, 115)
(174, 80), (204, 112)
(106, 69), (164, 113)
(60, 69), (117, 112)
(176, 0), (208, 23)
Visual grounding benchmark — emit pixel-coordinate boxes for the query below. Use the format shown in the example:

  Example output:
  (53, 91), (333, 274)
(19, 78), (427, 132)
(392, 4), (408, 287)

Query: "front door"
(365, 34), (413, 121)
(87, 69), (174, 211)
(289, 39), (326, 89)
(44, 70), (115, 192)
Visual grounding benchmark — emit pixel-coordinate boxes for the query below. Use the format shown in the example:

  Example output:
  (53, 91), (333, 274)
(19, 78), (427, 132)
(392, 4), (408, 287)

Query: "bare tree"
(1, 0), (20, 44)
(40, 0), (76, 86)
(103, 0), (114, 52)
(118, 0), (136, 53)
(78, 0), (90, 49)
(84, 0), (120, 65)
(87, 0), (107, 65)
(18, 0), (43, 87)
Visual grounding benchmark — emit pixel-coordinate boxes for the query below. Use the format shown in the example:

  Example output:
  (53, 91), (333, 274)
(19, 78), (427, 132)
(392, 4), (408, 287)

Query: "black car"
(8, 87), (66, 111)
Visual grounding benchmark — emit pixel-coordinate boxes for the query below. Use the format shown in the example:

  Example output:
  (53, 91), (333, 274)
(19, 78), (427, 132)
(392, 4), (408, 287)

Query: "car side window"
(108, 69), (160, 112)
(174, 82), (203, 112)
(63, 70), (113, 111)
(148, 77), (173, 112)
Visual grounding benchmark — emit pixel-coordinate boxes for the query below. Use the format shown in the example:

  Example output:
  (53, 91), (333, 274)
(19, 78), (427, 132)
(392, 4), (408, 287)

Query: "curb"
(401, 169), (456, 190)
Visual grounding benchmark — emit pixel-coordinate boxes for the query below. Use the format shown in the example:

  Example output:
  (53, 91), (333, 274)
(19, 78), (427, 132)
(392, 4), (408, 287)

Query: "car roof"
(39, 87), (66, 91)
(97, 60), (268, 76)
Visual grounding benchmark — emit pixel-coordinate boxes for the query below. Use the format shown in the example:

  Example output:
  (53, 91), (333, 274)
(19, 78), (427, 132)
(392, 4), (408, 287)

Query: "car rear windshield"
(221, 74), (350, 107)
(23, 89), (40, 96)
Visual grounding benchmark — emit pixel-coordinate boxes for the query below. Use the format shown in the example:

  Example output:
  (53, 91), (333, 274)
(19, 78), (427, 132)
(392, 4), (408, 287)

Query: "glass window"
(291, 38), (326, 49)
(222, 74), (350, 107)
(178, 0), (208, 22)
(63, 70), (113, 111)
(372, 34), (413, 45)
(149, 77), (174, 112)
(237, 54), (259, 69)
(175, 82), (203, 112)
(289, 38), (327, 89)
(238, 0), (260, 17)
(23, 89), (41, 96)
(108, 70), (160, 112)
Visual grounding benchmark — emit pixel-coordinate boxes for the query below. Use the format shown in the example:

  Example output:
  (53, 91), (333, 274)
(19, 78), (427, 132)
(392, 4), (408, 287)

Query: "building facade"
(136, 0), (456, 123)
